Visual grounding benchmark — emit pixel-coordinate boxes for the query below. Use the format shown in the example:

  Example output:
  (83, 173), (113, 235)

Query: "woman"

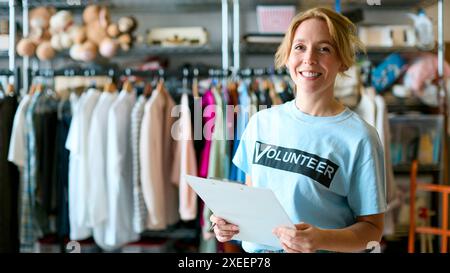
(210, 7), (387, 253)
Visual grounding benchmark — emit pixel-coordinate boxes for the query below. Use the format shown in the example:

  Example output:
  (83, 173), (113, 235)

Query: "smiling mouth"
(299, 71), (322, 79)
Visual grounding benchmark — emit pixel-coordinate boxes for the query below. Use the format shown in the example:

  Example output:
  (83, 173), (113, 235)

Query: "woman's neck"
(295, 90), (345, 117)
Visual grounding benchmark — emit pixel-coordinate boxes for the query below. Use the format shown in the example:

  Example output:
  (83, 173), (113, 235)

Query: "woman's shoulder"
(345, 109), (382, 146)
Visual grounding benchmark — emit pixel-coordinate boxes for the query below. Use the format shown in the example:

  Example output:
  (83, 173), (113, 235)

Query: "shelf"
(125, 44), (221, 56)
(0, 50), (8, 58)
(365, 46), (424, 54)
(20, 0), (105, 9)
(301, 0), (436, 10)
(393, 163), (441, 174)
(384, 92), (440, 114)
(108, 0), (222, 13)
(241, 44), (428, 56)
(241, 43), (279, 55)
(8, 44), (220, 62)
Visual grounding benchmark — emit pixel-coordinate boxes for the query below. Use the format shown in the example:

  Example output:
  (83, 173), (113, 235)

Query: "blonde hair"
(274, 7), (365, 71)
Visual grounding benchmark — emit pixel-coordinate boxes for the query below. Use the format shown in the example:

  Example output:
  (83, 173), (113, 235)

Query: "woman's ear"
(339, 64), (348, 72)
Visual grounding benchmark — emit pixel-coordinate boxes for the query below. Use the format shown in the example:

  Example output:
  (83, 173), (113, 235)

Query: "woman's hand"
(273, 223), (324, 253)
(210, 214), (240, 242)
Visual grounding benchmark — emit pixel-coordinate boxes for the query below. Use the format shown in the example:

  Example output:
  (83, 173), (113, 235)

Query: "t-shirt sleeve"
(232, 115), (256, 175)
(348, 131), (387, 216)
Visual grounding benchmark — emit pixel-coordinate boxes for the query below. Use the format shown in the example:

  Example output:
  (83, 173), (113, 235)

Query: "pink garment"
(404, 53), (450, 95)
(198, 90), (216, 229)
(198, 89), (216, 178)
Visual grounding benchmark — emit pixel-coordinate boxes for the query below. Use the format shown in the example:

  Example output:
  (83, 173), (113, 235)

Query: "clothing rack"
(0, 68), (21, 95)
(0, 69), (14, 76)
(30, 67), (289, 81)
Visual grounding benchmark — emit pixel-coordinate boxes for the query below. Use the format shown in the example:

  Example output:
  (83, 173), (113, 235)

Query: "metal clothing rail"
(30, 67), (289, 79)
(0, 69), (14, 76)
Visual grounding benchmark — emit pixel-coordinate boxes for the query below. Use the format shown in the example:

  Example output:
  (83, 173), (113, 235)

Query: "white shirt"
(106, 90), (139, 248)
(374, 95), (399, 235)
(66, 88), (101, 240)
(87, 91), (118, 250)
(8, 94), (31, 168)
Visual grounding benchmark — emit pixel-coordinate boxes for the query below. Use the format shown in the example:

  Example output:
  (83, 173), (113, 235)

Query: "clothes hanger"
(143, 81), (152, 97)
(181, 68), (191, 95)
(28, 83), (36, 96)
(123, 80), (133, 93)
(104, 80), (117, 94)
(0, 83), (4, 99)
(192, 68), (200, 98)
(6, 83), (14, 96)
(35, 82), (43, 94)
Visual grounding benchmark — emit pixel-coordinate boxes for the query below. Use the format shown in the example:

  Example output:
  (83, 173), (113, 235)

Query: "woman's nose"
(303, 49), (317, 65)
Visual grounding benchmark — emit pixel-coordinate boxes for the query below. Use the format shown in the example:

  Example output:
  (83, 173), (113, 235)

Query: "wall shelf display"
(240, 43), (279, 55)
(20, 0), (105, 9)
(107, 0), (221, 13)
(389, 114), (444, 167)
(301, 0), (436, 9)
(130, 44), (220, 56)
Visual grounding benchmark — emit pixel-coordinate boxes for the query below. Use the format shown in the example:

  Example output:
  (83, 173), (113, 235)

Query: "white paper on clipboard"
(185, 175), (294, 248)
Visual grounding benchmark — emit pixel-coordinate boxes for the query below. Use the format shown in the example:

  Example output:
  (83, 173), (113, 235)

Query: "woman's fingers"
(281, 242), (301, 253)
(217, 223), (239, 232)
(210, 214), (239, 242)
(210, 215), (239, 231)
(210, 214), (221, 224)
(215, 228), (238, 237)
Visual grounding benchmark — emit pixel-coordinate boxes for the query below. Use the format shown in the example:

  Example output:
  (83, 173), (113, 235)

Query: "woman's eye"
(294, 44), (306, 51)
(319, 47), (331, 53)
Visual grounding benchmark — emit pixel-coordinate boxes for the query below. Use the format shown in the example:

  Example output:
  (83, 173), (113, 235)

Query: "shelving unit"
(16, 0), (231, 94)
(0, 0), (19, 92)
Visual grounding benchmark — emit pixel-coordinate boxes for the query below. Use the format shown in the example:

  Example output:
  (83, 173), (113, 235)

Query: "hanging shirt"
(171, 93), (198, 221)
(66, 88), (101, 240)
(7, 93), (31, 252)
(140, 89), (179, 230)
(8, 94), (31, 168)
(130, 95), (148, 233)
(33, 93), (59, 235)
(21, 91), (42, 252)
(201, 87), (227, 253)
(208, 87), (227, 179)
(374, 95), (398, 236)
(55, 98), (72, 239)
(87, 90), (118, 249)
(232, 100), (387, 253)
(354, 89), (398, 222)
(0, 95), (19, 252)
(106, 90), (139, 248)
(198, 90), (216, 178)
(230, 81), (253, 183)
(354, 88), (377, 126)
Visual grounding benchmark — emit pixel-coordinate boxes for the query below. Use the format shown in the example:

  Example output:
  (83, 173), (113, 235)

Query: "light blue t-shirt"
(232, 100), (387, 253)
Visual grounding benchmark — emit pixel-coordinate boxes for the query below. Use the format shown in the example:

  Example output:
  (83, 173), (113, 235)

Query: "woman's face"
(286, 18), (344, 97)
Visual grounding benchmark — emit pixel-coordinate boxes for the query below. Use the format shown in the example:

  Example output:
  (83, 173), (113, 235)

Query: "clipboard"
(186, 175), (294, 248)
